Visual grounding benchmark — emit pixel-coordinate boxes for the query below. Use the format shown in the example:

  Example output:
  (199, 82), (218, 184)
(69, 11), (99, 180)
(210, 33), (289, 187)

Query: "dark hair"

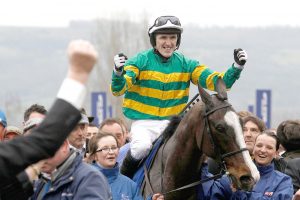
(88, 131), (119, 160)
(257, 130), (281, 151)
(242, 115), (266, 132)
(23, 104), (47, 121)
(277, 120), (300, 152)
(99, 118), (124, 135)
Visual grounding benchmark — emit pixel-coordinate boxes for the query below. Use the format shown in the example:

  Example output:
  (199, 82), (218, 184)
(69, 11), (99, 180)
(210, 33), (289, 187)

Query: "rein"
(162, 171), (225, 196)
(150, 101), (248, 196)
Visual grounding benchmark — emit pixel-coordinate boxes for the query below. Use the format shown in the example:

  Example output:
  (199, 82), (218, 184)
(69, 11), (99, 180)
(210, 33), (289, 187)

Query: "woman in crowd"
(88, 132), (163, 200)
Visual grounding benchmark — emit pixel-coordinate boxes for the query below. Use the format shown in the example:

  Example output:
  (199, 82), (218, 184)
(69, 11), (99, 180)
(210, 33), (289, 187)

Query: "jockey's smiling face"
(155, 33), (177, 58)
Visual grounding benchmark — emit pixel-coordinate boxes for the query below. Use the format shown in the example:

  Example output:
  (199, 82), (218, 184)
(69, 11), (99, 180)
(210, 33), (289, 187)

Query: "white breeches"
(130, 119), (170, 160)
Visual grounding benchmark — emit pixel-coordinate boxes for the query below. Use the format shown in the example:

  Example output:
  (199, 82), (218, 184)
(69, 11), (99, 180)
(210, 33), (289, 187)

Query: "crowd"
(1, 15), (299, 200)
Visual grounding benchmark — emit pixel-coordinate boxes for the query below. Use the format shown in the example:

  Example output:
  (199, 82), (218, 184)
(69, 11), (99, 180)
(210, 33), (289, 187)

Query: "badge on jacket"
(264, 191), (273, 197)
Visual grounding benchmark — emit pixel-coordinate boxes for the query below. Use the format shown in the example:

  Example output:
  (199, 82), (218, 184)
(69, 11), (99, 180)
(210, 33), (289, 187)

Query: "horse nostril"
(240, 175), (254, 190)
(240, 175), (253, 184)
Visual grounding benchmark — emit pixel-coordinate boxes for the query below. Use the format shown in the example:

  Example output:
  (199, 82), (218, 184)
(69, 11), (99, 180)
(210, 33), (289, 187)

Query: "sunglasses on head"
(154, 16), (181, 27)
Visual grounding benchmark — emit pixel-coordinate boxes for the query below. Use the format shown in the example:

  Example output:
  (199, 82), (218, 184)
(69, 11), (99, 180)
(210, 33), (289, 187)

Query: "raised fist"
(114, 53), (128, 72)
(67, 40), (98, 84)
(233, 48), (247, 69)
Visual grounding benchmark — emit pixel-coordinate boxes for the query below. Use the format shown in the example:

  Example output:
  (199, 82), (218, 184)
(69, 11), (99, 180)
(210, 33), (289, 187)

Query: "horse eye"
(215, 124), (226, 132)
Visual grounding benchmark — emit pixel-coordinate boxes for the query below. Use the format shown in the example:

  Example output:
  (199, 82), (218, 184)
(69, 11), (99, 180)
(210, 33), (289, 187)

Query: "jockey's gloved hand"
(114, 53), (128, 76)
(233, 48), (247, 70)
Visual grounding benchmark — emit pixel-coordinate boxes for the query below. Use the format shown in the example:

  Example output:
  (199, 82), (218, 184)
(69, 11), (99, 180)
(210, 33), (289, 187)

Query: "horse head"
(198, 78), (260, 191)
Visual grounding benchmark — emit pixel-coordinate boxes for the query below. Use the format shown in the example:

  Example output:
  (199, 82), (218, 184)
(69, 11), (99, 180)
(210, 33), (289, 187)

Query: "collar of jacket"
(51, 150), (77, 182)
(282, 150), (300, 160)
(35, 152), (83, 198)
(153, 49), (175, 63)
(255, 162), (274, 176)
(92, 162), (119, 184)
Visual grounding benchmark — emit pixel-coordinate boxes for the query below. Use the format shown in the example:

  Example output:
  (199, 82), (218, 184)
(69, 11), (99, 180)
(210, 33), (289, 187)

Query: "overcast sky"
(1, 0), (299, 27)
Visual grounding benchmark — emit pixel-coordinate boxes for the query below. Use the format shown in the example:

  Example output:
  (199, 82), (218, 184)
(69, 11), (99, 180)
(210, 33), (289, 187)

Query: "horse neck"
(196, 104), (221, 158)
(174, 104), (204, 152)
(163, 104), (205, 189)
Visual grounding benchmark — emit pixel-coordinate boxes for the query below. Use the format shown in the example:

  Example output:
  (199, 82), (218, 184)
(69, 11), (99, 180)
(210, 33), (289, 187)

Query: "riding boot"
(120, 150), (141, 179)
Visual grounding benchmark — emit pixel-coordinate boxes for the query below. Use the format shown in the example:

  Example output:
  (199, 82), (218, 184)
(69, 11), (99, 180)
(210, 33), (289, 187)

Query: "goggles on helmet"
(148, 16), (183, 35)
(154, 16), (181, 27)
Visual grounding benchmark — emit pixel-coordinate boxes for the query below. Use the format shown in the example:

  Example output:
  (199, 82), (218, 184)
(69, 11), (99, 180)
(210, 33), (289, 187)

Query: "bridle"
(158, 96), (248, 196)
(203, 102), (248, 173)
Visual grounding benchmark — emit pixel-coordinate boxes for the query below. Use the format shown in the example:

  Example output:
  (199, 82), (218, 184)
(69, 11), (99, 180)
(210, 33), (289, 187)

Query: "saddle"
(132, 136), (164, 189)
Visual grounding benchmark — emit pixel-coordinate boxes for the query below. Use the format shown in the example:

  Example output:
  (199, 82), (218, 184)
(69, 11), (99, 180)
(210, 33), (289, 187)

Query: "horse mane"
(161, 95), (202, 142)
(162, 115), (182, 142)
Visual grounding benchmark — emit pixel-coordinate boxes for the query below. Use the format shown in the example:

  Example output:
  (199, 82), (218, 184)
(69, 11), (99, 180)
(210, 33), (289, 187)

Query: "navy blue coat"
(31, 154), (112, 200)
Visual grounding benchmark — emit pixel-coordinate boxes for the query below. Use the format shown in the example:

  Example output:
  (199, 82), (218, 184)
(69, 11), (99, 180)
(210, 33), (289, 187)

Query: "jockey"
(111, 15), (248, 178)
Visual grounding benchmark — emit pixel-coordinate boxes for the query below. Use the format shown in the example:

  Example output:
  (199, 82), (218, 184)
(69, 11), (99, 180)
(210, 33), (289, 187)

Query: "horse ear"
(198, 83), (213, 108)
(215, 78), (228, 100)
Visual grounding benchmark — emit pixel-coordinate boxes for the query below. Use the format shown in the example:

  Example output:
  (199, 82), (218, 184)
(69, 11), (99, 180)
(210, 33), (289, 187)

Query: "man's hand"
(25, 160), (45, 183)
(67, 40), (98, 84)
(293, 189), (300, 200)
(233, 48), (247, 69)
(152, 193), (164, 200)
(114, 53), (127, 76)
(230, 184), (237, 193)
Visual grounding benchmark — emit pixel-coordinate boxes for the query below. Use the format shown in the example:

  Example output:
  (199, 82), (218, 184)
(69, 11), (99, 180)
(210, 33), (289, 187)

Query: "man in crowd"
(87, 123), (98, 139)
(3, 126), (22, 141)
(277, 120), (300, 193)
(24, 104), (47, 124)
(23, 104), (47, 135)
(100, 118), (127, 147)
(68, 108), (89, 154)
(19, 103), (112, 200)
(23, 116), (111, 200)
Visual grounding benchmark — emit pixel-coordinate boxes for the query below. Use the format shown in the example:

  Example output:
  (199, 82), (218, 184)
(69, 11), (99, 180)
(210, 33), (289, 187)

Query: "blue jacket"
(92, 162), (143, 200)
(198, 164), (232, 200)
(31, 153), (112, 200)
(200, 162), (293, 200)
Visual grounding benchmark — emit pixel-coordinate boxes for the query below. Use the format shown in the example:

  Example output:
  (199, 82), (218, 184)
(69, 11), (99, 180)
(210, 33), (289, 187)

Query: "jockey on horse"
(110, 15), (248, 178)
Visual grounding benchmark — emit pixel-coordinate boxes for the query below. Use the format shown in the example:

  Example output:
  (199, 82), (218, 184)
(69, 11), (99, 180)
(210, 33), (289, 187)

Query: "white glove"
(114, 53), (127, 76)
(233, 48), (247, 69)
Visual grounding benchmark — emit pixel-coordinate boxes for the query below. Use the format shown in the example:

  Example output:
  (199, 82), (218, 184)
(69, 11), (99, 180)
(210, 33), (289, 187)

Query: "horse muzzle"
(229, 174), (255, 191)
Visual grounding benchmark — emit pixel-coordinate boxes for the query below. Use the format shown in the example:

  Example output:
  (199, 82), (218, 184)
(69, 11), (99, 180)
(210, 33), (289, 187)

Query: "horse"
(139, 79), (260, 200)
